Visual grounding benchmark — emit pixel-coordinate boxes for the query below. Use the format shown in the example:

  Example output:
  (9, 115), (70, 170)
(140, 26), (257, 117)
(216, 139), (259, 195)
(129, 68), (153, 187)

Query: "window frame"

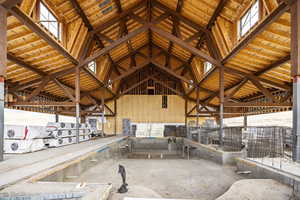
(204, 62), (213, 74)
(238, 0), (260, 38)
(162, 95), (168, 109)
(39, 1), (61, 40)
(88, 61), (97, 73)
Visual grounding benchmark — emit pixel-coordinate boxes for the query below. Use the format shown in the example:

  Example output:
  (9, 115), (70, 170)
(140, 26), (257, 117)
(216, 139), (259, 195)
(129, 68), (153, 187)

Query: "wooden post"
(243, 115), (247, 128)
(101, 97), (105, 134)
(0, 5), (6, 161)
(196, 87), (200, 127)
(80, 115), (86, 123)
(291, 0), (300, 162)
(114, 99), (117, 135)
(55, 113), (59, 123)
(75, 66), (80, 144)
(185, 99), (187, 128)
(219, 66), (224, 146)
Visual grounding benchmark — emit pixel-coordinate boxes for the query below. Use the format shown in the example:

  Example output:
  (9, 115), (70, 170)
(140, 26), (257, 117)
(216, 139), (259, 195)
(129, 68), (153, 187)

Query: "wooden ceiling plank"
(4, 6), (78, 65)
(222, 1), (291, 63)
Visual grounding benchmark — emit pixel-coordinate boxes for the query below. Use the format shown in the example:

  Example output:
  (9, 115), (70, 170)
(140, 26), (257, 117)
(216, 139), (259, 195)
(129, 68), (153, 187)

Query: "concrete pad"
(69, 158), (243, 200)
(0, 182), (112, 200)
(0, 136), (126, 189)
(216, 179), (292, 200)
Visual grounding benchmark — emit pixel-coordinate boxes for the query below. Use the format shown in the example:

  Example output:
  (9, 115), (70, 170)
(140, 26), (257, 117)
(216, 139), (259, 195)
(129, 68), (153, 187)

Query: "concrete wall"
(184, 139), (244, 165)
(130, 137), (183, 151)
(236, 158), (300, 188)
(38, 138), (129, 182)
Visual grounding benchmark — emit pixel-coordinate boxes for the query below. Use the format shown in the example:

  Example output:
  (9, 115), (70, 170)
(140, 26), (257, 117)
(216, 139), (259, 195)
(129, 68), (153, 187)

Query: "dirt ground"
(72, 158), (243, 200)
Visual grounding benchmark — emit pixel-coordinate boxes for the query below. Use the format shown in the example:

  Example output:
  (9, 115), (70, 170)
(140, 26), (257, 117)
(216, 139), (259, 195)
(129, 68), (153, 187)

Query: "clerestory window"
(239, 0), (259, 37)
(88, 61), (97, 73)
(204, 62), (213, 74)
(39, 2), (60, 39)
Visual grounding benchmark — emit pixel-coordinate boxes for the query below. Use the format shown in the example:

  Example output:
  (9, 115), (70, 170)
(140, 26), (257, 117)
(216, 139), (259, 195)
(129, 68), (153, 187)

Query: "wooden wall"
(104, 95), (186, 134)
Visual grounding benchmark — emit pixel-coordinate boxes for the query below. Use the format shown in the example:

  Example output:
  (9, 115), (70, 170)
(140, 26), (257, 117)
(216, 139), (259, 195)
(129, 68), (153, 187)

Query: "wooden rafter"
(114, 0), (136, 67)
(165, 0), (183, 68)
(202, 55), (290, 103)
(69, 0), (116, 96)
(222, 1), (291, 63)
(149, 25), (290, 91)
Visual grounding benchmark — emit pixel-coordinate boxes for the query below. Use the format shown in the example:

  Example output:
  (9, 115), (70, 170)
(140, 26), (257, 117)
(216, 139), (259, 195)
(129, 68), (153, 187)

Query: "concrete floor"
(0, 136), (125, 189)
(216, 179), (292, 200)
(71, 158), (243, 200)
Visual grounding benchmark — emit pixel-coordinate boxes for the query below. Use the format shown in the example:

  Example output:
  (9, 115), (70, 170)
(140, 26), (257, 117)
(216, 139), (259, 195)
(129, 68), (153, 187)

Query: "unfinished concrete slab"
(1, 182), (112, 200)
(67, 158), (243, 200)
(0, 136), (126, 189)
(216, 179), (292, 200)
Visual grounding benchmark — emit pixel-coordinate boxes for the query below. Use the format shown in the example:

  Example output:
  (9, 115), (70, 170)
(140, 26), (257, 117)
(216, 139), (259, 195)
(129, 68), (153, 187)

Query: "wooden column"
(80, 115), (86, 123)
(75, 66), (80, 144)
(185, 100), (187, 129)
(114, 99), (117, 135)
(55, 113), (59, 123)
(243, 115), (247, 128)
(291, 0), (300, 162)
(101, 97), (105, 134)
(219, 66), (224, 146)
(0, 6), (6, 161)
(196, 87), (200, 127)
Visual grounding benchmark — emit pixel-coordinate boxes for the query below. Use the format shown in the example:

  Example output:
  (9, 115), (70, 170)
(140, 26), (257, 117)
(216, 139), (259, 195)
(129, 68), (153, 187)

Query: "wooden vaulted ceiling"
(2, 0), (293, 115)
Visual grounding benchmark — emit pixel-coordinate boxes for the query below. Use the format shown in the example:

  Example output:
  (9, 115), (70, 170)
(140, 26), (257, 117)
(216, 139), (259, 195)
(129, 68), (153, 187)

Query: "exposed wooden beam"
(53, 79), (76, 102)
(84, 59), (151, 94)
(0, 0), (22, 9)
(223, 66), (290, 91)
(13, 25), (151, 92)
(166, 0), (183, 68)
(224, 79), (248, 102)
(150, 25), (222, 67)
(202, 55), (291, 103)
(69, 0), (93, 30)
(7, 53), (46, 76)
(152, 77), (184, 97)
(25, 77), (51, 101)
(91, 0), (147, 35)
(152, 0), (208, 34)
(193, 1), (290, 95)
(222, 1), (292, 63)
(69, 0), (116, 96)
(248, 77), (277, 102)
(150, 25), (290, 91)
(8, 101), (76, 107)
(119, 75), (154, 97)
(224, 102), (292, 107)
(114, 0), (136, 68)
(4, 6), (78, 65)
(80, 24), (150, 69)
(207, 0), (227, 29)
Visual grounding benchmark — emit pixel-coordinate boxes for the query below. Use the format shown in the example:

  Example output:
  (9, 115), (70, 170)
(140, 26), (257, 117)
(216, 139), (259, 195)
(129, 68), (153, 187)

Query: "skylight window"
(204, 62), (213, 73)
(40, 2), (60, 39)
(239, 0), (259, 37)
(88, 61), (97, 73)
